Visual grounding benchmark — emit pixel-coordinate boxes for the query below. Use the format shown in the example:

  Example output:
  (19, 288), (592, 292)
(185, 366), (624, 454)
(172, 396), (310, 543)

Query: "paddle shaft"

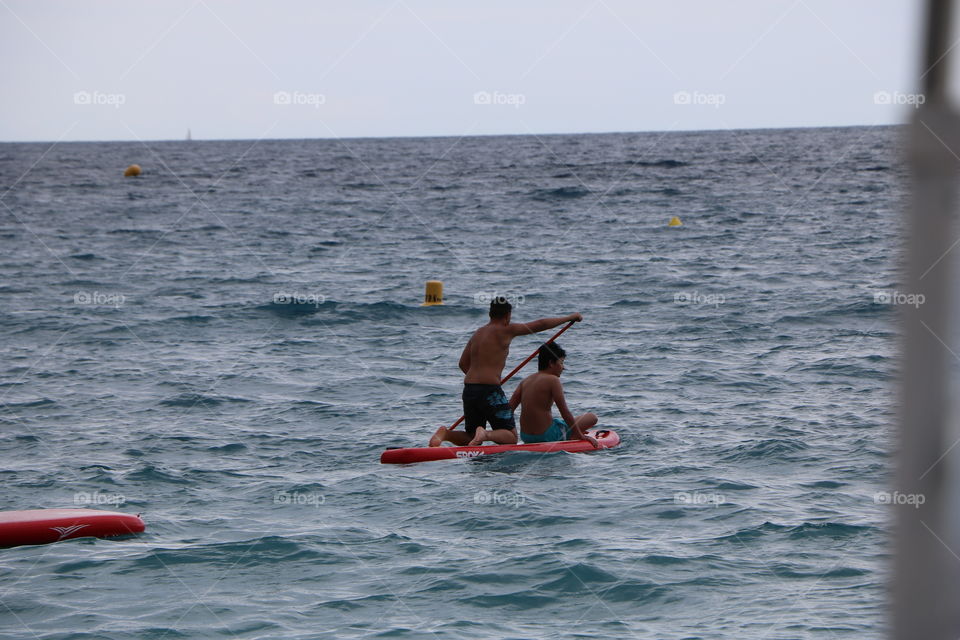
(448, 320), (575, 430)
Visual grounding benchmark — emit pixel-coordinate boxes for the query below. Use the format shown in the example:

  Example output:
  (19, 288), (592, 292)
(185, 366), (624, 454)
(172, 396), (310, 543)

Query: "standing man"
(429, 297), (582, 447)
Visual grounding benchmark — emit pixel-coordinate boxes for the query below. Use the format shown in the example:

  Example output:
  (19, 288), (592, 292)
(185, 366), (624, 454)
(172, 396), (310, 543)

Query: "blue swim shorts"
(520, 418), (571, 443)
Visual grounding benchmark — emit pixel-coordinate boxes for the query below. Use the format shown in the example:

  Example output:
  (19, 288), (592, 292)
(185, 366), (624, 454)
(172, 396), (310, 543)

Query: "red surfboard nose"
(0, 509), (146, 548)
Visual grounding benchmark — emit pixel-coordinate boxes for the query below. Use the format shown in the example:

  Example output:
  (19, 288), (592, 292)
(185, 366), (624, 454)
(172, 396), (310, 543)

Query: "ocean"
(0, 126), (900, 639)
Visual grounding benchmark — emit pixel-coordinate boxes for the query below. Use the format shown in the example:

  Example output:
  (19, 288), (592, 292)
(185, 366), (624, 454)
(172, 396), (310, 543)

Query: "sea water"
(0, 126), (900, 638)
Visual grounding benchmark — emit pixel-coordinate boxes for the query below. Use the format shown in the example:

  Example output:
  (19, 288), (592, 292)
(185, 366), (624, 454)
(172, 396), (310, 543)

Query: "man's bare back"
(461, 323), (515, 384)
(512, 372), (562, 434)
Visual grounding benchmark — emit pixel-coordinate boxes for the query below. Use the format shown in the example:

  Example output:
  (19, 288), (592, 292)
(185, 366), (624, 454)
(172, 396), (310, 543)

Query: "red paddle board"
(0, 509), (145, 548)
(380, 428), (620, 464)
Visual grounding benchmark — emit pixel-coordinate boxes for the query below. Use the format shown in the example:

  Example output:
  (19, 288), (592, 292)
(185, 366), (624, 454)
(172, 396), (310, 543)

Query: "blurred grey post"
(895, 1), (960, 637)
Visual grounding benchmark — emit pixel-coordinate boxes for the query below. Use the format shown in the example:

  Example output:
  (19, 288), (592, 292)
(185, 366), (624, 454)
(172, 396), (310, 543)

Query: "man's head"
(489, 296), (512, 321)
(538, 342), (566, 373)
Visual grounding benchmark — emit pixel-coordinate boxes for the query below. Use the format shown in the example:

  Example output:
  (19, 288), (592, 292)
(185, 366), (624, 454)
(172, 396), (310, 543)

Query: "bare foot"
(467, 427), (487, 446)
(429, 426), (448, 447)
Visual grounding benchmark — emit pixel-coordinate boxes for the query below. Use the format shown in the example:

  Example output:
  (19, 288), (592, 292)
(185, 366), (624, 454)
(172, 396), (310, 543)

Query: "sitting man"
(510, 342), (598, 447)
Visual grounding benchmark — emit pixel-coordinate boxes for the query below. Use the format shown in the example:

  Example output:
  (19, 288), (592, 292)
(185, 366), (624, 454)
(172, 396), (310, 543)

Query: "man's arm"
(510, 312), (582, 336)
(508, 378), (524, 411)
(458, 335), (473, 374)
(552, 379), (578, 432)
(552, 379), (596, 444)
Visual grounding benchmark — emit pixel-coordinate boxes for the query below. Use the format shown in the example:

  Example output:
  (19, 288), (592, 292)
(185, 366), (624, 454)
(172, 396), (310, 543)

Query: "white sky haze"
(0, 1), (925, 141)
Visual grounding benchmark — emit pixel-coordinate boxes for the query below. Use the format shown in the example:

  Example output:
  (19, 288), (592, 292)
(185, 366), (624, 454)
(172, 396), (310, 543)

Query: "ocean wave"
(802, 480), (846, 489)
(646, 187), (682, 196)
(460, 590), (556, 609)
(122, 464), (190, 484)
(775, 299), (885, 324)
(130, 536), (339, 568)
(1, 397), (56, 409)
(205, 442), (247, 453)
(106, 228), (166, 235)
(770, 562), (871, 579)
(158, 393), (251, 407)
(786, 521), (874, 540)
(530, 186), (591, 201)
(151, 288), (205, 299)
(633, 159), (689, 168)
(789, 358), (889, 380)
(719, 438), (809, 463)
(153, 314), (215, 324)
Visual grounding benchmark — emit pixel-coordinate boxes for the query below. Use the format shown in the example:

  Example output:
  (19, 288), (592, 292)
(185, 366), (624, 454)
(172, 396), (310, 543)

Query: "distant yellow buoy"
(668, 216), (682, 227)
(422, 280), (443, 306)
(124, 164), (141, 177)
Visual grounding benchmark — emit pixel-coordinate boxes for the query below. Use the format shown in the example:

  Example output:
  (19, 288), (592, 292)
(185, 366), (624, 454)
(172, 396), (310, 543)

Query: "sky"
(0, 1), (928, 142)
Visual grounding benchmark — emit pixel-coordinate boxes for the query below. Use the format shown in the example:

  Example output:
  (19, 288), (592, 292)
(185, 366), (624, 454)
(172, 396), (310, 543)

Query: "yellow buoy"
(124, 164), (141, 177)
(422, 280), (443, 306)
(668, 216), (682, 227)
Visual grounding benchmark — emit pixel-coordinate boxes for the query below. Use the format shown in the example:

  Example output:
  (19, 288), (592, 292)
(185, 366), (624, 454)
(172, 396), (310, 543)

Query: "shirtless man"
(429, 297), (582, 447)
(510, 342), (599, 447)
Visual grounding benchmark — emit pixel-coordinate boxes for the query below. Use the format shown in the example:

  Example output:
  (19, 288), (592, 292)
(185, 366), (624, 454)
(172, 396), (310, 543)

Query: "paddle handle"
(447, 320), (576, 430)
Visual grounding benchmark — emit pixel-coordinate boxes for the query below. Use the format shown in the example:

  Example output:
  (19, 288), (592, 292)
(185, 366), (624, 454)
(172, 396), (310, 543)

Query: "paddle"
(446, 320), (576, 430)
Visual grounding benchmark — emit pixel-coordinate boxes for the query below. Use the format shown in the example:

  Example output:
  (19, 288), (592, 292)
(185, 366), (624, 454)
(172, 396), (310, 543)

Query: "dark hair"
(538, 342), (566, 370)
(489, 296), (512, 319)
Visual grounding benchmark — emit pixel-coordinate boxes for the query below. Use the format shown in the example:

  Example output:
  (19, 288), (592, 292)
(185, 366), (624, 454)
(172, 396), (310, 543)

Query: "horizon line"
(0, 121), (903, 145)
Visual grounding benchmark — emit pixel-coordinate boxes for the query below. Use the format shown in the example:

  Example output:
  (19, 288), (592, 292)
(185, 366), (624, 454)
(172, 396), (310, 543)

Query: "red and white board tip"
(0, 509), (145, 548)
(380, 428), (620, 464)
